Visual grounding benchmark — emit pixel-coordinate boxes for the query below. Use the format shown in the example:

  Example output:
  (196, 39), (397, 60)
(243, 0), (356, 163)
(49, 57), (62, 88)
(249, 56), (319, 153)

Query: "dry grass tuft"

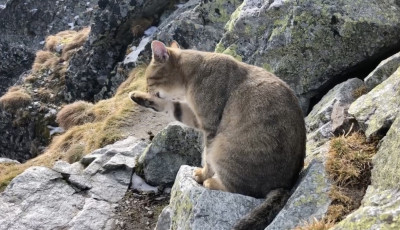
(293, 132), (379, 229)
(37, 87), (53, 102)
(62, 27), (90, 57)
(64, 144), (85, 163)
(32, 50), (60, 73)
(56, 101), (95, 130)
(45, 28), (90, 54)
(352, 85), (368, 99)
(32, 27), (90, 74)
(294, 218), (335, 230)
(326, 132), (376, 187)
(0, 86), (32, 111)
(0, 66), (147, 192)
(325, 132), (378, 223)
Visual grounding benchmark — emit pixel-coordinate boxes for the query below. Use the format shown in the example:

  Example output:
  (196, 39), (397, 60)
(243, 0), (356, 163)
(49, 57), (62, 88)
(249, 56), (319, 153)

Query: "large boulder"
(0, 136), (146, 230)
(0, 0), (97, 96)
(349, 66), (400, 139)
(155, 165), (264, 230)
(333, 115), (400, 229)
(217, 0), (400, 111)
(123, 0), (243, 70)
(137, 122), (203, 186)
(156, 0), (243, 51)
(64, 0), (172, 102)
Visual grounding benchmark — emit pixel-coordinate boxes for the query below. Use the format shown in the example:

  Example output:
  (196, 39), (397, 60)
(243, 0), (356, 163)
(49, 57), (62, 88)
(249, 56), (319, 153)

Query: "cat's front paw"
(193, 168), (205, 184)
(129, 91), (159, 111)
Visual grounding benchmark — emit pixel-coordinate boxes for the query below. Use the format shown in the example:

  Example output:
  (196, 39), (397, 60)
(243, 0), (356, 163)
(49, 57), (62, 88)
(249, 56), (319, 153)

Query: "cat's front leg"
(129, 91), (166, 112)
(130, 91), (200, 128)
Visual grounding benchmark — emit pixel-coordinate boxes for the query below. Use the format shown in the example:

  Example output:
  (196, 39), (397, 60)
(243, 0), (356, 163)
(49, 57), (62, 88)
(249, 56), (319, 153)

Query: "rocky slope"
(1, 0), (400, 229)
(0, 0), (98, 96)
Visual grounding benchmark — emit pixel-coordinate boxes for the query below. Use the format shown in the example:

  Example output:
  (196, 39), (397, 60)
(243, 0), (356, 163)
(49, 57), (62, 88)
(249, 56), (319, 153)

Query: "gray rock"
(155, 165), (264, 230)
(89, 169), (131, 203)
(0, 158), (20, 164)
(156, 0), (243, 51)
(0, 136), (147, 230)
(306, 78), (365, 134)
(156, 206), (173, 230)
(0, 105), (53, 162)
(365, 51), (400, 90)
(333, 115), (400, 229)
(138, 122), (203, 185)
(82, 136), (147, 175)
(68, 198), (117, 230)
(0, 167), (86, 230)
(53, 160), (83, 175)
(64, 0), (172, 102)
(349, 66), (400, 139)
(267, 157), (332, 230)
(68, 174), (92, 191)
(217, 0), (400, 111)
(305, 78), (364, 156)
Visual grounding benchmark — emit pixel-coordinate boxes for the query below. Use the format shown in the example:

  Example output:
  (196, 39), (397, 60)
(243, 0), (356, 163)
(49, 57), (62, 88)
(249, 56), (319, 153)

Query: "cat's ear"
(151, 40), (169, 63)
(170, 40), (180, 49)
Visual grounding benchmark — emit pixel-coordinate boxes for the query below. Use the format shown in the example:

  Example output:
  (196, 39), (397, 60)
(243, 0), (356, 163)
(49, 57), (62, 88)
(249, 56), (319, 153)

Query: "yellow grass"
(56, 101), (95, 130)
(32, 27), (90, 74)
(32, 50), (60, 73)
(0, 86), (32, 111)
(293, 218), (334, 230)
(326, 132), (376, 187)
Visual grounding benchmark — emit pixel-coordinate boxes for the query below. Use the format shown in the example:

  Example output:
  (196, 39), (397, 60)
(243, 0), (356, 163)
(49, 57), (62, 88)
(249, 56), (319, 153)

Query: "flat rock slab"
(0, 136), (146, 230)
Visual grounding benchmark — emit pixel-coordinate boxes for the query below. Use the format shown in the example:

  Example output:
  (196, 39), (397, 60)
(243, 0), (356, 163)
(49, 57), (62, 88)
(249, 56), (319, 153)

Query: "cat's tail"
(232, 189), (290, 230)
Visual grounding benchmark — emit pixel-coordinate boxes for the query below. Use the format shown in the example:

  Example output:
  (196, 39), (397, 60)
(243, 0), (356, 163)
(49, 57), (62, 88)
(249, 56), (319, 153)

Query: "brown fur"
(130, 41), (306, 229)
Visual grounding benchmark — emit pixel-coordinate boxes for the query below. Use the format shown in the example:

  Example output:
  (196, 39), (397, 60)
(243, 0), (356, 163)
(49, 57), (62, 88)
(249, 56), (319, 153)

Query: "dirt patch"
(114, 189), (170, 230)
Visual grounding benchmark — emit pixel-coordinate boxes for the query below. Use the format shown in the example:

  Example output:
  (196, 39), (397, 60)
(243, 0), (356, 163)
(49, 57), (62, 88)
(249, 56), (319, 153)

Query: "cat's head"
(145, 40), (185, 100)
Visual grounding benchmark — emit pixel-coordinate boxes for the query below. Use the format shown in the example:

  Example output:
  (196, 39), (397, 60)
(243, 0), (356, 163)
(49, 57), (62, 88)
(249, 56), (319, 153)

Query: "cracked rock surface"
(0, 136), (146, 230)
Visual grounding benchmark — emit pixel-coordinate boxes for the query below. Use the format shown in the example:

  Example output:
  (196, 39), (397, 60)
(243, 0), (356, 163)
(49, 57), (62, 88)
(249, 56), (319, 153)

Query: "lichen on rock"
(218, 0), (400, 111)
(349, 66), (400, 139)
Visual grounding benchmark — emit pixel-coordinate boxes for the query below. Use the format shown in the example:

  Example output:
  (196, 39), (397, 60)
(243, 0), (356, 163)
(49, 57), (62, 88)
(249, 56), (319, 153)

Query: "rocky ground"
(1, 0), (400, 229)
(114, 191), (170, 230)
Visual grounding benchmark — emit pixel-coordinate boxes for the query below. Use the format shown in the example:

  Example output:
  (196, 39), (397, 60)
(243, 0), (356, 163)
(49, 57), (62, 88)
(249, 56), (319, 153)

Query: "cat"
(130, 40), (306, 229)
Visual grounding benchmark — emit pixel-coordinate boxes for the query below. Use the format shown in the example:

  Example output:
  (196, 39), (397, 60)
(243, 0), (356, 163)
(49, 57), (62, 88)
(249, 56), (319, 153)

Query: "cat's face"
(145, 40), (185, 100)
